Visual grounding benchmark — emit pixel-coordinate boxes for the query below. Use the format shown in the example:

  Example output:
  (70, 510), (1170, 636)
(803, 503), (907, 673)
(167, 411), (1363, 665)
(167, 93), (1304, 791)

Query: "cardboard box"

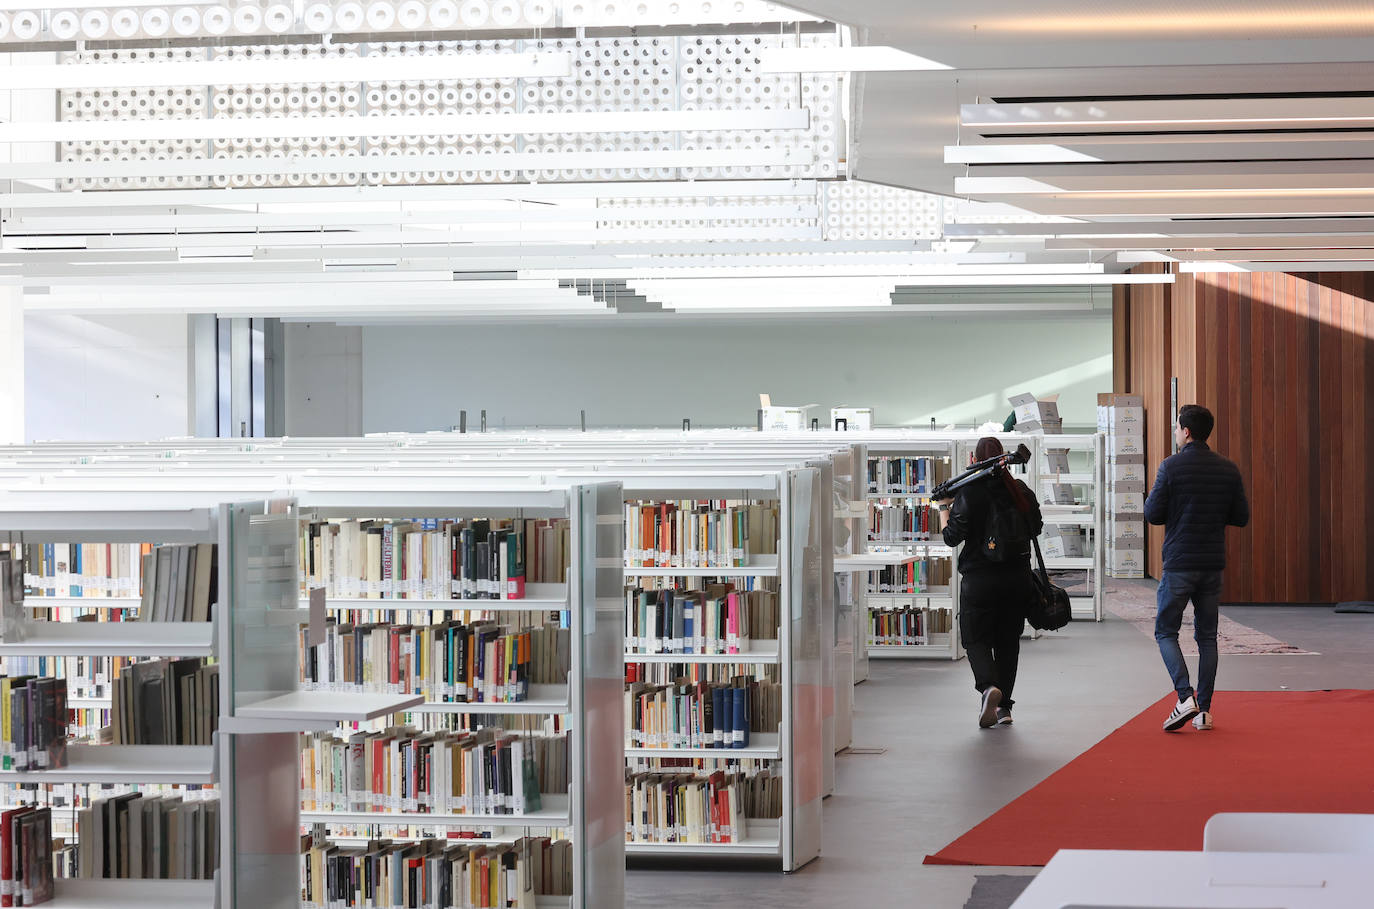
(1108, 452), (1147, 466)
(1113, 492), (1146, 513)
(760, 402), (820, 431)
(1109, 434), (1145, 455)
(830, 407), (873, 431)
(1113, 520), (1146, 544)
(1109, 462), (1148, 484)
(1111, 548), (1146, 573)
(1114, 479), (1146, 496)
(1109, 408), (1145, 432)
(1009, 392), (1060, 426)
(1106, 394), (1143, 407)
(1020, 418), (1063, 435)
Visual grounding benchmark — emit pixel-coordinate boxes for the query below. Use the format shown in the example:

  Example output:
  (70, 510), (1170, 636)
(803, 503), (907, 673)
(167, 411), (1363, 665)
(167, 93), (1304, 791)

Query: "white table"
(1010, 849), (1373, 909)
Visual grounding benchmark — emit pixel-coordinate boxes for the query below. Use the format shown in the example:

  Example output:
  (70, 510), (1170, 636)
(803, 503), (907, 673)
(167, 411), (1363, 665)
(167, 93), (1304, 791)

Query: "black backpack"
(981, 481), (1031, 563)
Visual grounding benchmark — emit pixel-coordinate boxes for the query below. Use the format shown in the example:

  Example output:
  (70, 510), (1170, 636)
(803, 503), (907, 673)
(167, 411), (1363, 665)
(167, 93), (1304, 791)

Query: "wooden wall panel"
(1116, 267), (1374, 603)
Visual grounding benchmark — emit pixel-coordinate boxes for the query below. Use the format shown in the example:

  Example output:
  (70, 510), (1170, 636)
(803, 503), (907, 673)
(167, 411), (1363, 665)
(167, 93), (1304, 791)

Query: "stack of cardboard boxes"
(1098, 393), (1146, 578)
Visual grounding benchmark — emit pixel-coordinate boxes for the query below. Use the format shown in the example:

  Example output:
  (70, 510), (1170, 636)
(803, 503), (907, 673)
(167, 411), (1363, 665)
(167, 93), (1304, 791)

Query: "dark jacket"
(942, 472), (1043, 576)
(1143, 441), (1249, 571)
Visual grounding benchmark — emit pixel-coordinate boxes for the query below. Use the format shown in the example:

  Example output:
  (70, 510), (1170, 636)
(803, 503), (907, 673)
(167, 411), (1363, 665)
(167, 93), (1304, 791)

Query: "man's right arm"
(1144, 461), (1170, 526)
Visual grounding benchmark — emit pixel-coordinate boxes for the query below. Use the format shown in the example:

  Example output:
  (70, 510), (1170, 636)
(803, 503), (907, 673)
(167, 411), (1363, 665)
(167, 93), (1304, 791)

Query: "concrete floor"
(625, 604), (1374, 909)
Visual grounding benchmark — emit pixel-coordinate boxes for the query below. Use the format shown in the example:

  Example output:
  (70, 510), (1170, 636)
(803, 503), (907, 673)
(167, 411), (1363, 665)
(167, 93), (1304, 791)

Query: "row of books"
(69, 793), (219, 881)
(300, 835), (571, 909)
(298, 620), (569, 704)
(18, 542), (148, 599)
(624, 586), (777, 655)
(0, 805), (53, 906)
(0, 559), (25, 644)
(867, 502), (941, 542)
(107, 659), (219, 747)
(866, 560), (952, 595)
(299, 729), (566, 816)
(624, 501), (778, 569)
(623, 769), (782, 844)
(0, 656), (134, 704)
(14, 543), (217, 623)
(867, 606), (953, 646)
(300, 518), (569, 602)
(1, 677), (68, 772)
(625, 679), (779, 750)
(136, 544), (217, 623)
(624, 661), (777, 687)
(866, 456), (952, 496)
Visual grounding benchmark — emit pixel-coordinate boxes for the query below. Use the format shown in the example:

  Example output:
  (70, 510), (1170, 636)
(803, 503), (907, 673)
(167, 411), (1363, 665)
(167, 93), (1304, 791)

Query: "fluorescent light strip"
(6, 203), (822, 232)
(0, 147), (806, 180)
(1119, 248), (1374, 263)
(960, 98), (1374, 131)
(0, 108), (809, 143)
(0, 52), (575, 90)
(1047, 235), (1374, 251)
(946, 145), (1105, 164)
(758, 46), (950, 72)
(943, 219), (1374, 238)
(1177, 261), (1374, 273)
(0, 180), (820, 210)
(531, 264), (1109, 280)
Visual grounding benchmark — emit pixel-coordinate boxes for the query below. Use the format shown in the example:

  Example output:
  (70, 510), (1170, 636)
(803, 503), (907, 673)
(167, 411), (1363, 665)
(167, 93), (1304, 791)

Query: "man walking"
(1144, 405), (1249, 732)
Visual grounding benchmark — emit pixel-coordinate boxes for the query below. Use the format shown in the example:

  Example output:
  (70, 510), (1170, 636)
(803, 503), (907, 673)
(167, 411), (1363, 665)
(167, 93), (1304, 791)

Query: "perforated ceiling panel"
(58, 29), (841, 190)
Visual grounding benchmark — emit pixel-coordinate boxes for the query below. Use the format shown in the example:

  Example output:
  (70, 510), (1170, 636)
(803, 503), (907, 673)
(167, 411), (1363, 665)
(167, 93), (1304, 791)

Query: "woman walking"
(935, 437), (1043, 728)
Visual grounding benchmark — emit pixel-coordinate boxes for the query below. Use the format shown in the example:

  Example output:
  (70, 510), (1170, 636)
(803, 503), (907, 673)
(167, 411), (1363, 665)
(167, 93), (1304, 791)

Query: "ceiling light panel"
(961, 98), (1374, 134)
(0, 0), (822, 46)
(55, 31), (842, 193)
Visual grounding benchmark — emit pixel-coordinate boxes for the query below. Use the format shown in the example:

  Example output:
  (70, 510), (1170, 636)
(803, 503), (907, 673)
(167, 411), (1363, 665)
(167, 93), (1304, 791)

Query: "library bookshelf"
(617, 465), (825, 873)
(861, 439), (964, 661)
(0, 476), (627, 909)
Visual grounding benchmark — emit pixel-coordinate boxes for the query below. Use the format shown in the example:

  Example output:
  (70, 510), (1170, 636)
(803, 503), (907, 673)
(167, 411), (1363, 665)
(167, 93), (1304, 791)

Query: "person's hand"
(933, 497), (954, 507)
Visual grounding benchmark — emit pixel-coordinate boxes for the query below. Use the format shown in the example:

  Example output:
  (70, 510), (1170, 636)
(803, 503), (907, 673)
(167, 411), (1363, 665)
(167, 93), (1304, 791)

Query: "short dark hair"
(1178, 404), (1214, 443)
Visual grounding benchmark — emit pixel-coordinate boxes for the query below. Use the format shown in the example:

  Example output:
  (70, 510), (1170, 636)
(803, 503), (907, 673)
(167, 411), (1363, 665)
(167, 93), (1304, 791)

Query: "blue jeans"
(1155, 570), (1222, 710)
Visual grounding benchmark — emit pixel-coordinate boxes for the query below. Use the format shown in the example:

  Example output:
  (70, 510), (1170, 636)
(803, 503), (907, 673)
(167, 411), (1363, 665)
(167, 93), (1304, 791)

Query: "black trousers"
(959, 567), (1031, 710)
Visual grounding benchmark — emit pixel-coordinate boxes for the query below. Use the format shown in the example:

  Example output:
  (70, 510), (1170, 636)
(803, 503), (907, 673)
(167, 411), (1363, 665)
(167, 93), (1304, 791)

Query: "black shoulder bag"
(1010, 485), (1072, 632)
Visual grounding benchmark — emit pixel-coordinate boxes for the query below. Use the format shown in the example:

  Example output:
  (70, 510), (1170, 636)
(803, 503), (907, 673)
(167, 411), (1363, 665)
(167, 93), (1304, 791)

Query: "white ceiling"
(782, 0), (1374, 266)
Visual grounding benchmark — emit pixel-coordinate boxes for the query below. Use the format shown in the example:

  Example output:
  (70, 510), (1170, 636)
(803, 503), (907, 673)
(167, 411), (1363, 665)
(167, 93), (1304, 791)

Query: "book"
(107, 659), (218, 746)
(299, 729), (567, 818)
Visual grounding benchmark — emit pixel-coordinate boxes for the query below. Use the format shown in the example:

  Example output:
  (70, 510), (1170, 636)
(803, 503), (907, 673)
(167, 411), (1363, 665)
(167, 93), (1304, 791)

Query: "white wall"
(356, 313), (1112, 434)
(25, 313), (190, 442)
(284, 322), (363, 437)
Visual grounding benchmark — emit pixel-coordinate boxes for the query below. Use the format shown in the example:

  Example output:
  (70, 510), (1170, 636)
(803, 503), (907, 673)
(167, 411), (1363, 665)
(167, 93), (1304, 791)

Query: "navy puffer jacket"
(1143, 441), (1249, 571)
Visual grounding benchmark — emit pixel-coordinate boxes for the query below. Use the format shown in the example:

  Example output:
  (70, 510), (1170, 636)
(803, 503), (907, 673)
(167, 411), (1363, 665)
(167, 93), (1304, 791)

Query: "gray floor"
(625, 606), (1374, 908)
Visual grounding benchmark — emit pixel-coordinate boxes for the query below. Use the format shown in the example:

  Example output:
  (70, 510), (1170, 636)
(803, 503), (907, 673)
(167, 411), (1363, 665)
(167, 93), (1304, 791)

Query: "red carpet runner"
(925, 689), (1374, 866)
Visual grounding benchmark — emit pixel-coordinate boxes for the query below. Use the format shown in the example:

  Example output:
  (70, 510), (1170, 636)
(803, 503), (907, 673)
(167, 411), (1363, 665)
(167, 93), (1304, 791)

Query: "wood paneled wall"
(1114, 268), (1374, 604)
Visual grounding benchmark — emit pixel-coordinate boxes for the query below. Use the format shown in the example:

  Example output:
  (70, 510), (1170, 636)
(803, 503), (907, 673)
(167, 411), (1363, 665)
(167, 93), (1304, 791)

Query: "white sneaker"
(1193, 711), (1213, 731)
(979, 687), (1002, 728)
(1163, 695), (1200, 732)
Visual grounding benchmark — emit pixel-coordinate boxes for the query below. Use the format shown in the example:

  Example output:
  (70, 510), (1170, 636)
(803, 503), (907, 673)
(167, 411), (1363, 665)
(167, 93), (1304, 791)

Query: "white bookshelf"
(1032, 433), (1106, 621)
(0, 744), (214, 785)
(278, 482), (626, 909)
(0, 499), (232, 903)
(0, 621), (214, 657)
(33, 879), (216, 907)
(620, 466), (824, 873)
(862, 440), (963, 661)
